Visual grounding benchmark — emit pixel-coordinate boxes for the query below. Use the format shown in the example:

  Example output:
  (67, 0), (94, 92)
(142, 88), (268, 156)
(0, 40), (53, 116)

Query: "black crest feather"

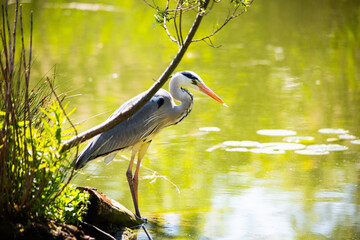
(181, 71), (198, 80)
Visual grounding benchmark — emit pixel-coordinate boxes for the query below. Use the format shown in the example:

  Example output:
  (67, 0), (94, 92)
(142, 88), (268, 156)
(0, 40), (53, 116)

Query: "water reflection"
(17, 0), (360, 239)
(137, 181), (359, 239)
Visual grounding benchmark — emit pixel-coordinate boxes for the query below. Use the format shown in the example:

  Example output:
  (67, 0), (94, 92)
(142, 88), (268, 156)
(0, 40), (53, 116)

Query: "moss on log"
(78, 186), (144, 231)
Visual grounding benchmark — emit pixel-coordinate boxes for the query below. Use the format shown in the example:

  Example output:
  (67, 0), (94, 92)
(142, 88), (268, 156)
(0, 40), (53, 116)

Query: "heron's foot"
(134, 215), (147, 223)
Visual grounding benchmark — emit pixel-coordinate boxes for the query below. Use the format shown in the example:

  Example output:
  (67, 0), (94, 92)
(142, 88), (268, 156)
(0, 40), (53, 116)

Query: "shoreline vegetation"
(0, 187), (142, 240)
(0, 1), (93, 239)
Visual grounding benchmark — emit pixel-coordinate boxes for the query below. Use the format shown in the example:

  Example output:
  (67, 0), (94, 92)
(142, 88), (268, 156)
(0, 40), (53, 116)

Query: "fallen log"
(77, 186), (144, 232)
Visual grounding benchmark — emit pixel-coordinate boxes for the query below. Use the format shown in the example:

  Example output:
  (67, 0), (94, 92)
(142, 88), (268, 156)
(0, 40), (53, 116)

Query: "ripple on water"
(283, 136), (315, 144)
(338, 134), (357, 140)
(318, 128), (349, 134)
(295, 149), (330, 155)
(350, 139), (360, 144)
(250, 148), (286, 154)
(295, 144), (348, 155)
(259, 142), (306, 151)
(223, 140), (260, 148)
(307, 144), (348, 152)
(199, 127), (221, 132)
(225, 147), (249, 152)
(257, 129), (297, 136)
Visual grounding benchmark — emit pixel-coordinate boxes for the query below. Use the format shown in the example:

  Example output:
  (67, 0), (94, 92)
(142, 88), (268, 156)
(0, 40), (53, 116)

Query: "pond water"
(21, 0), (360, 239)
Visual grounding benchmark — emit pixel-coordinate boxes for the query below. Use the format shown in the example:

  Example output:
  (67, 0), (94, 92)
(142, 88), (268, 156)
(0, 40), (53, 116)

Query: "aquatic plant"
(0, 1), (88, 226)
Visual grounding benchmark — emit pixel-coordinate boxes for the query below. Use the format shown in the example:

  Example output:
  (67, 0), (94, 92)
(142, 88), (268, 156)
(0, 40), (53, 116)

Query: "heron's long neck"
(169, 77), (193, 122)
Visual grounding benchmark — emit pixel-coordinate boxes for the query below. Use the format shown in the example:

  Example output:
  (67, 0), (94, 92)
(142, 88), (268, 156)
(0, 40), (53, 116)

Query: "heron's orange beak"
(198, 83), (228, 107)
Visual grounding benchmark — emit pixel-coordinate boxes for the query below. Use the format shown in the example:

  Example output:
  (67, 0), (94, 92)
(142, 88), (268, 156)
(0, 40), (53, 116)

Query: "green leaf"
(40, 107), (56, 122)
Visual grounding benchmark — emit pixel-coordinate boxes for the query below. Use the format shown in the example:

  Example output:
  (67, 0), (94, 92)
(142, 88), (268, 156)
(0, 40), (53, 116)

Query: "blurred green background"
(15, 0), (360, 239)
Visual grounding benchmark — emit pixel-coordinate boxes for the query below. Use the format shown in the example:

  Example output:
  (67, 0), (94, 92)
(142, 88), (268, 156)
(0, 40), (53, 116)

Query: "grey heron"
(74, 71), (226, 218)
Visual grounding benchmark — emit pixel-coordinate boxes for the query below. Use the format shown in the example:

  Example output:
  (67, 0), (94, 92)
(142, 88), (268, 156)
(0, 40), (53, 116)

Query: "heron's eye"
(192, 79), (197, 85)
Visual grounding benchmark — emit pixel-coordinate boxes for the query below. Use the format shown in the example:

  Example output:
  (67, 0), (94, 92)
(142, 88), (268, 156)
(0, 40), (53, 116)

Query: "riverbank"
(1, 217), (136, 240)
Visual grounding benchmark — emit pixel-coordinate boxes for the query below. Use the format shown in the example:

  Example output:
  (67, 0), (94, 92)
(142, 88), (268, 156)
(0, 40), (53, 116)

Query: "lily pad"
(199, 127), (221, 132)
(223, 140), (260, 148)
(283, 136), (315, 143)
(318, 128), (349, 134)
(350, 140), (360, 145)
(259, 142), (306, 151)
(250, 148), (286, 154)
(338, 134), (357, 140)
(295, 149), (330, 155)
(225, 148), (249, 152)
(257, 129), (296, 136)
(307, 144), (348, 152)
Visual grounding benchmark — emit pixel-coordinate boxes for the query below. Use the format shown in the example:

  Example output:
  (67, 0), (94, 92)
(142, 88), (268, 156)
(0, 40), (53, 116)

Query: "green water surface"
(19, 0), (360, 239)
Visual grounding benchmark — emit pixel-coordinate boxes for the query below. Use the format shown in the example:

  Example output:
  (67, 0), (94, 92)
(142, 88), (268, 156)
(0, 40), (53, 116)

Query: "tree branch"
(60, 0), (210, 153)
(192, 3), (248, 43)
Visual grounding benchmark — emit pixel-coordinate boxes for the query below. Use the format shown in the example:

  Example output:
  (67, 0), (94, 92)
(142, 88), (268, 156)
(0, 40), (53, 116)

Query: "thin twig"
(5, 2), (12, 69)
(19, 6), (40, 209)
(202, 36), (221, 48)
(162, 22), (178, 44)
(15, 47), (22, 102)
(203, 0), (216, 16)
(0, 4), (9, 214)
(162, 0), (179, 45)
(7, 0), (20, 212)
(9, 89), (18, 207)
(173, 0), (181, 47)
(28, 11), (33, 77)
(192, 4), (249, 43)
(81, 221), (116, 240)
(0, 6), (9, 100)
(19, 5), (35, 208)
(143, 0), (157, 9)
(163, 5), (198, 13)
(1, 5), (10, 84)
(9, 0), (18, 80)
(178, 0), (184, 46)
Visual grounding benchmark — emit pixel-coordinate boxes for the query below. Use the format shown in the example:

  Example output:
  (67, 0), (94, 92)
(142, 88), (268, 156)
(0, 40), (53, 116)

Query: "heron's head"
(172, 71), (228, 106)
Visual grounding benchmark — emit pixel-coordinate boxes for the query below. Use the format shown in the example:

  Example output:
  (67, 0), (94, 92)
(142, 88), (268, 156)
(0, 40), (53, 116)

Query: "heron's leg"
(133, 141), (151, 205)
(126, 149), (141, 218)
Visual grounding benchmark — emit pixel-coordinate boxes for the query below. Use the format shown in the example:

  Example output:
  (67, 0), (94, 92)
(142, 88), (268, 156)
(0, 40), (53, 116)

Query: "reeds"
(0, 0), (37, 216)
(0, 1), (86, 223)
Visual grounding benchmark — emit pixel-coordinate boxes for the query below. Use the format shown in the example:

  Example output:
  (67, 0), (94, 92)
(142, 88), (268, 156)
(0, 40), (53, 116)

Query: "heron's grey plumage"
(73, 71), (225, 218)
(74, 77), (193, 170)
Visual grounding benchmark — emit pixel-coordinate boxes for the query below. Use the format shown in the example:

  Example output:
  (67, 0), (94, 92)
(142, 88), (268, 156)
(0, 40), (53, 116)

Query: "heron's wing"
(75, 89), (174, 169)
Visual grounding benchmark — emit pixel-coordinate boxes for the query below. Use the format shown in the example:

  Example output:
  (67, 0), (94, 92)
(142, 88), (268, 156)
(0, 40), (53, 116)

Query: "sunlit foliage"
(0, 2), (88, 225)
